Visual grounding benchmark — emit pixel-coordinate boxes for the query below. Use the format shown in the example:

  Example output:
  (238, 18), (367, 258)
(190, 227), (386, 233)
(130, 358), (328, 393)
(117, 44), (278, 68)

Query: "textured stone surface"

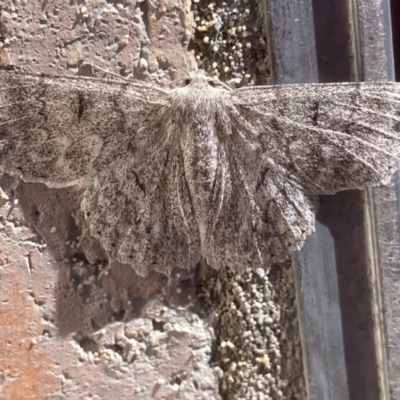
(0, 0), (195, 80)
(0, 1), (221, 399)
(200, 265), (306, 399)
(0, 1), (308, 399)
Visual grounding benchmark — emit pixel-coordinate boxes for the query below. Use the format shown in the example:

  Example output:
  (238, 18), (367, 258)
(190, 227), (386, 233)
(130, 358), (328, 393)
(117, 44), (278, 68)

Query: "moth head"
(169, 72), (232, 91)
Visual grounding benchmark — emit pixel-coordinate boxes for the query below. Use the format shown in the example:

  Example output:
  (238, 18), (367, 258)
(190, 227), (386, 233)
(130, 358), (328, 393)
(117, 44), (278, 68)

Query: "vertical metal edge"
(262, 1), (351, 399)
(348, 0), (364, 81)
(261, 1), (320, 398)
(353, 0), (395, 81)
(291, 253), (313, 400)
(291, 249), (313, 400)
(351, 0), (397, 398)
(260, 0), (319, 84)
(264, 0), (399, 398)
(292, 228), (350, 400)
(364, 186), (391, 400)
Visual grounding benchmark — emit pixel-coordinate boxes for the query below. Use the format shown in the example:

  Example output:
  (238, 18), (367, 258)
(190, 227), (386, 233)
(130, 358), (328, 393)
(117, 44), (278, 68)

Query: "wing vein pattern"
(1, 70), (400, 274)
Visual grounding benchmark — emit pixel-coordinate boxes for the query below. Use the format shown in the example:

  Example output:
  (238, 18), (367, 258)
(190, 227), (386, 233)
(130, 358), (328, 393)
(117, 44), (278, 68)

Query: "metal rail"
(263, 0), (398, 398)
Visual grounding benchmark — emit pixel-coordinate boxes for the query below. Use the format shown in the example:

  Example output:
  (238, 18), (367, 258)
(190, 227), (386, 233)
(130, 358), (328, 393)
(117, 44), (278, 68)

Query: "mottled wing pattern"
(202, 82), (400, 269)
(234, 82), (400, 194)
(3, 70), (400, 274)
(199, 100), (318, 270)
(81, 118), (201, 275)
(0, 71), (200, 274)
(0, 71), (167, 186)
(200, 154), (318, 270)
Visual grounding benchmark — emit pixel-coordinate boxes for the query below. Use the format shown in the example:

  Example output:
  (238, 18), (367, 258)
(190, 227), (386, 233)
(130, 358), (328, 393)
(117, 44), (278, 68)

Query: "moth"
(1, 69), (399, 276)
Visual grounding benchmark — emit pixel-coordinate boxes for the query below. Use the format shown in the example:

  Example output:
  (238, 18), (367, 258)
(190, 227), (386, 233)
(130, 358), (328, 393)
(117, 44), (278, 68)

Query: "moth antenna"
(80, 63), (129, 82)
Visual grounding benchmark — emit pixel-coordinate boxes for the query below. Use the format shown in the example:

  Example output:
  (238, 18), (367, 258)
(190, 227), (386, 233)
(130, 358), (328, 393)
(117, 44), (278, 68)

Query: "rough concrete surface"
(0, 1), (307, 399)
(0, 1), (221, 399)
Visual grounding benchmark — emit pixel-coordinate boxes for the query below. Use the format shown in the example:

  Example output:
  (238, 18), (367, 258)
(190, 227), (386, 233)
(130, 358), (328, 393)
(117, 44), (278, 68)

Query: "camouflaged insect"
(1, 70), (400, 275)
